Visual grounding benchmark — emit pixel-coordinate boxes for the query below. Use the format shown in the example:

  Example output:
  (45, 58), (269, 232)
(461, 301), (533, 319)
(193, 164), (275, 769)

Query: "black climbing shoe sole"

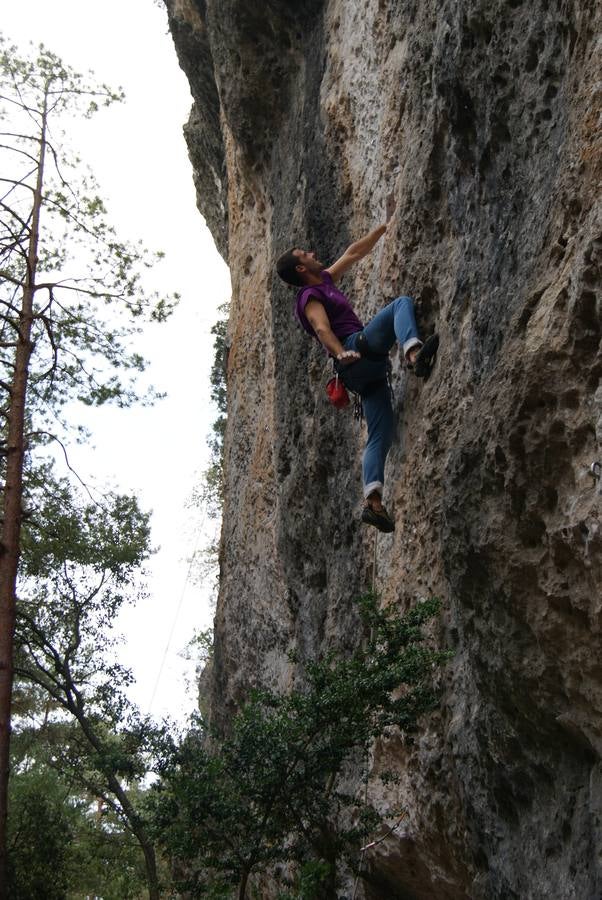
(361, 505), (395, 533)
(414, 334), (439, 379)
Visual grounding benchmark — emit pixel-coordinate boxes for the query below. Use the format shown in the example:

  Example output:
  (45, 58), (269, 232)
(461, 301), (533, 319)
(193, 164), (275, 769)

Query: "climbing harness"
(331, 343), (394, 423)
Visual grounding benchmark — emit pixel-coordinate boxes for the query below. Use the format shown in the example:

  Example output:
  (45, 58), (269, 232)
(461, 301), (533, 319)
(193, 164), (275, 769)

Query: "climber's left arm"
(326, 223), (388, 283)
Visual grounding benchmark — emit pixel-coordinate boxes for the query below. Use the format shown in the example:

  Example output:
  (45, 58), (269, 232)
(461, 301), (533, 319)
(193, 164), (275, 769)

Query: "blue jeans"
(340, 296), (420, 498)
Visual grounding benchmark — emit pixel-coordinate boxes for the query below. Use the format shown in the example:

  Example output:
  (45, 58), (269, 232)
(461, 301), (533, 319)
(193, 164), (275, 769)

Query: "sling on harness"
(332, 331), (394, 421)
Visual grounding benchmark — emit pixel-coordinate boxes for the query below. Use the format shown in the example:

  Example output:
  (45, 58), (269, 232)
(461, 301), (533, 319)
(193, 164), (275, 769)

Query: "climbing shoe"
(413, 334), (439, 379)
(361, 504), (395, 533)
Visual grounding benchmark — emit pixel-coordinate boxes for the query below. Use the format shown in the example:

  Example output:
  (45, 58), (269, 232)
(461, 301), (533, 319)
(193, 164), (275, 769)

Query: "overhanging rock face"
(166, 0), (602, 896)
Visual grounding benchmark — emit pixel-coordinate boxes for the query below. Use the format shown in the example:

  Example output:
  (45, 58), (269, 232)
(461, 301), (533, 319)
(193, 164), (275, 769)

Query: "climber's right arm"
(326, 223), (387, 283)
(305, 299), (361, 363)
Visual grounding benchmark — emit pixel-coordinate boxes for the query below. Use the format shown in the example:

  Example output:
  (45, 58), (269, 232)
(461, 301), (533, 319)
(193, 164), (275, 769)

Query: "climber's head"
(276, 247), (325, 287)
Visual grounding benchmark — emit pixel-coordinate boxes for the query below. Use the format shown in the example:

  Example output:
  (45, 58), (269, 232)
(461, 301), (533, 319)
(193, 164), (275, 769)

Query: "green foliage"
(148, 594), (450, 896)
(187, 302), (230, 615)
(9, 697), (151, 899)
(7, 766), (73, 900)
(0, 34), (177, 448)
(21, 464), (151, 578)
(277, 860), (334, 900)
(7, 736), (150, 900)
(67, 816), (150, 900)
(0, 36), (175, 898)
(209, 308), (229, 419)
(17, 465), (151, 716)
(14, 465), (165, 895)
(194, 302), (229, 521)
(182, 627), (215, 690)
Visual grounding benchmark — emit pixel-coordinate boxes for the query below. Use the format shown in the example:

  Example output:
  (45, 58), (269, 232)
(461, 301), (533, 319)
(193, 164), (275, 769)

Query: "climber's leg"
(362, 296), (422, 361)
(360, 380), (396, 532)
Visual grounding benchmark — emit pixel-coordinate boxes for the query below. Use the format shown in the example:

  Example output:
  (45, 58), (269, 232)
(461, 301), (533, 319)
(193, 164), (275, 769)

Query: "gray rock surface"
(165, 0), (602, 896)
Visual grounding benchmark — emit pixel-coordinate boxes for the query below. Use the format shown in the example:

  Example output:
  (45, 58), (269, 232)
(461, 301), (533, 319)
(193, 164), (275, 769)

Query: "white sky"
(3, 1), (231, 722)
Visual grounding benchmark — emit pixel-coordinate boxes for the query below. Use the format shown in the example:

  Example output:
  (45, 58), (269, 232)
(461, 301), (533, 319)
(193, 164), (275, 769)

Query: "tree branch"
(24, 430), (101, 507)
(33, 311), (58, 380)
(0, 198), (32, 233)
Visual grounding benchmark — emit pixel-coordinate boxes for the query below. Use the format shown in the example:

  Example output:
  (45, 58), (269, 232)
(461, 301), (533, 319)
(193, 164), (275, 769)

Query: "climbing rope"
(147, 510), (209, 714)
(351, 528), (378, 900)
(372, 527), (378, 593)
(352, 758), (371, 900)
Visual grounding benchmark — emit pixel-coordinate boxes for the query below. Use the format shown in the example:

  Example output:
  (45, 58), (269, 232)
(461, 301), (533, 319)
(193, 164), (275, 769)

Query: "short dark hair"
(276, 248), (304, 287)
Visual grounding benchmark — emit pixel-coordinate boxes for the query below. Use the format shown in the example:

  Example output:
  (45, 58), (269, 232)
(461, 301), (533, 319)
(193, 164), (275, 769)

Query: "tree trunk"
(106, 772), (160, 900)
(238, 868), (249, 900)
(313, 826), (338, 900)
(72, 697), (160, 900)
(0, 91), (47, 899)
(52, 662), (161, 900)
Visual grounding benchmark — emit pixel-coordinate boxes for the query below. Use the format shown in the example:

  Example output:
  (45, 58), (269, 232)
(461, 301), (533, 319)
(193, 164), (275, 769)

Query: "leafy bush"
(148, 594), (450, 898)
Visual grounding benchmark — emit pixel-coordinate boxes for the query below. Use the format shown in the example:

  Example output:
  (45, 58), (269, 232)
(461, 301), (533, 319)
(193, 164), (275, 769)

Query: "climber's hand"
(336, 350), (361, 366)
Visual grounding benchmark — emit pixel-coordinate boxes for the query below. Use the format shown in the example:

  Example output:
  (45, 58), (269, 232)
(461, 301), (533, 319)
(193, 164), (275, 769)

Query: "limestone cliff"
(166, 1), (602, 897)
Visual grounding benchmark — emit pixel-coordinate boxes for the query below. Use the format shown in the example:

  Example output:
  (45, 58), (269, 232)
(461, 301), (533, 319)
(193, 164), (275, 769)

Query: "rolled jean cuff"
(403, 337), (422, 357)
(363, 480), (384, 499)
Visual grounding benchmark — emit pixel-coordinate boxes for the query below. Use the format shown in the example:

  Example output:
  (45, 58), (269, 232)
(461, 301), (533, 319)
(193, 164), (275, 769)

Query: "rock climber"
(275, 222), (438, 533)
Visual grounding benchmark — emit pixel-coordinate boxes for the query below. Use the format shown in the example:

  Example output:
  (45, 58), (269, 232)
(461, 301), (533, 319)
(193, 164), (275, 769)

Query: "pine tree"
(0, 36), (176, 892)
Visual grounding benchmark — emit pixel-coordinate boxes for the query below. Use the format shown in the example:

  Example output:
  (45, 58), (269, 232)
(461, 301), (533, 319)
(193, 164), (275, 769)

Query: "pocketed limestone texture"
(165, 0), (601, 896)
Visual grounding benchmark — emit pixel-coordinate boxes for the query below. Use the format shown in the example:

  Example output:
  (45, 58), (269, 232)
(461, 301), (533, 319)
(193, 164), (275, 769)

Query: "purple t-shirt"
(295, 271), (364, 342)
